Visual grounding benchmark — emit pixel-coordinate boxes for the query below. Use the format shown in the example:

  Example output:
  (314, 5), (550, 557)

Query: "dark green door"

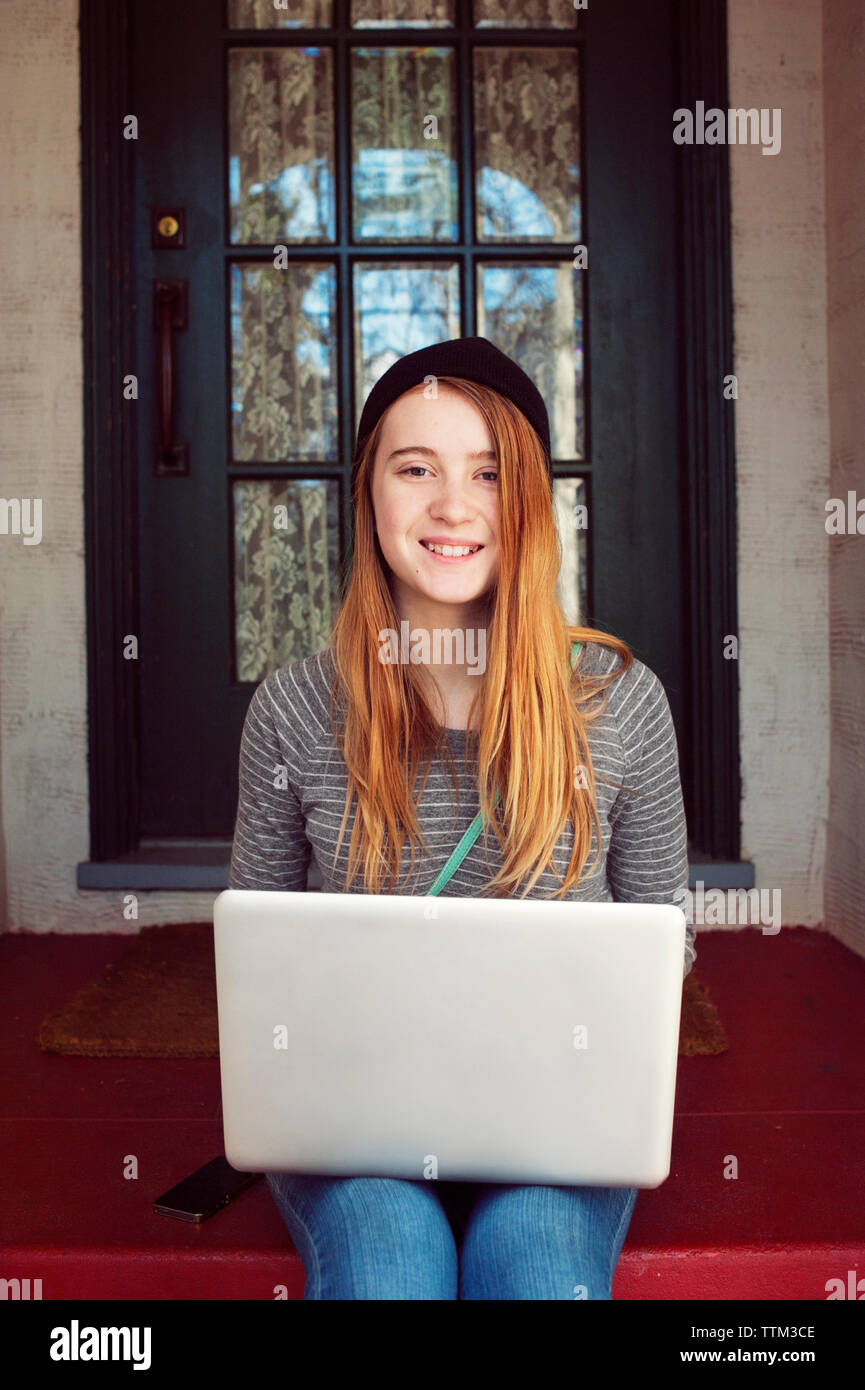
(130, 0), (686, 839)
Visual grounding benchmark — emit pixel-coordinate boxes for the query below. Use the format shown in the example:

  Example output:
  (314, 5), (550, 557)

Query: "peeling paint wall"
(0, 0), (216, 936)
(0, 0), (91, 933)
(728, 0), (830, 934)
(0, 0), (853, 957)
(822, 0), (865, 959)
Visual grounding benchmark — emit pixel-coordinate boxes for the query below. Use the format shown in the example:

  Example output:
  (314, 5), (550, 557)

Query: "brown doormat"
(38, 922), (728, 1059)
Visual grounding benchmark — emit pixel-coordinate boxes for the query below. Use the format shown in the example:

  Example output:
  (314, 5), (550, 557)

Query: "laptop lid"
(213, 890), (685, 1188)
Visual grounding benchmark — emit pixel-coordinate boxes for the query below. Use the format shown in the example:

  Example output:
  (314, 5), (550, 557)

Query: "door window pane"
(233, 479), (341, 682)
(474, 47), (580, 243)
(352, 48), (458, 241)
(353, 262), (461, 437)
(477, 261), (583, 459)
(473, 0), (578, 27)
(230, 262), (339, 462)
(228, 0), (334, 27)
(228, 48), (335, 244)
(553, 477), (588, 625)
(352, 0), (454, 25)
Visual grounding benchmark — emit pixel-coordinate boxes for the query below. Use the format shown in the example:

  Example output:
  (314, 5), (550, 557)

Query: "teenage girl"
(228, 336), (694, 1300)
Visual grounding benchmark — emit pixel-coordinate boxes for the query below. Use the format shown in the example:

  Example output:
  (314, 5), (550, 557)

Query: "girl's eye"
(398, 466), (498, 482)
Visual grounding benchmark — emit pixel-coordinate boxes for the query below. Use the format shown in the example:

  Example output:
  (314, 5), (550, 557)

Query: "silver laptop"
(212, 890), (685, 1188)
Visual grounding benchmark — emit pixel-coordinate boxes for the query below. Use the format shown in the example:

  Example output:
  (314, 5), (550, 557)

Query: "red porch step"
(1, 926), (862, 1300)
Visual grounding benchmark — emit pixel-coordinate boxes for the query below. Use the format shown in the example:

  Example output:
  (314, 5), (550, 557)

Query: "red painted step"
(1, 925), (863, 1300)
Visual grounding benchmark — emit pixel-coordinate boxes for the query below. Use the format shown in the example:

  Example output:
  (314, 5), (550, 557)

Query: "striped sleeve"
(605, 660), (696, 979)
(227, 674), (311, 892)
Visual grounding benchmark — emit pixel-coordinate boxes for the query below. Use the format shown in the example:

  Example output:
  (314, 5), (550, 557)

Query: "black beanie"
(354, 336), (552, 475)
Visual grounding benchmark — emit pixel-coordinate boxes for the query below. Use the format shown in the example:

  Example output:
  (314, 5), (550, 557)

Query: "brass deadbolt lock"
(151, 207), (186, 249)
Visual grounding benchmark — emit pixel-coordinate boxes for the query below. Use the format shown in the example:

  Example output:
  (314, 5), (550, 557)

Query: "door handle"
(153, 279), (189, 476)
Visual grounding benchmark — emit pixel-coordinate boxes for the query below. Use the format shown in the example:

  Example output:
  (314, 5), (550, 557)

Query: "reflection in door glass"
(353, 262), (461, 439)
(477, 261), (583, 460)
(553, 477), (588, 626)
(352, 48), (458, 242)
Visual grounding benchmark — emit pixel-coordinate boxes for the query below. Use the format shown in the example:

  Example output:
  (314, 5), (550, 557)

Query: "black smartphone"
(154, 1156), (262, 1222)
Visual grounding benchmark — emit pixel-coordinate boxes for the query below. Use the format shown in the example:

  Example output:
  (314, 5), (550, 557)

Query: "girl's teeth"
(424, 542), (478, 556)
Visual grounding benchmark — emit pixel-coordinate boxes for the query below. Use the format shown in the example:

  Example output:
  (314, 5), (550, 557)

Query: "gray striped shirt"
(228, 640), (696, 978)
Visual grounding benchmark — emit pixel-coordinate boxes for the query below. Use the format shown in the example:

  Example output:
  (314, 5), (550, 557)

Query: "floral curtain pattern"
(234, 480), (340, 681)
(474, 46), (580, 243)
(231, 260), (340, 682)
(474, 0), (578, 28)
(228, 47), (335, 244)
(228, 0), (577, 28)
(230, 262), (338, 463)
(352, 0), (454, 26)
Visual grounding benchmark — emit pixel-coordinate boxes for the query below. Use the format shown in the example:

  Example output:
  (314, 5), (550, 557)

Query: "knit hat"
(354, 336), (552, 475)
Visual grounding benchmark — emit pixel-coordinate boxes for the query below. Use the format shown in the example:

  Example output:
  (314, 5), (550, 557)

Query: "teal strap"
(427, 641), (583, 895)
(427, 786), (502, 895)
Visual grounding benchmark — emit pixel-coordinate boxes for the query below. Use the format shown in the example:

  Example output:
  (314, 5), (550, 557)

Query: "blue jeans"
(266, 1171), (638, 1300)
